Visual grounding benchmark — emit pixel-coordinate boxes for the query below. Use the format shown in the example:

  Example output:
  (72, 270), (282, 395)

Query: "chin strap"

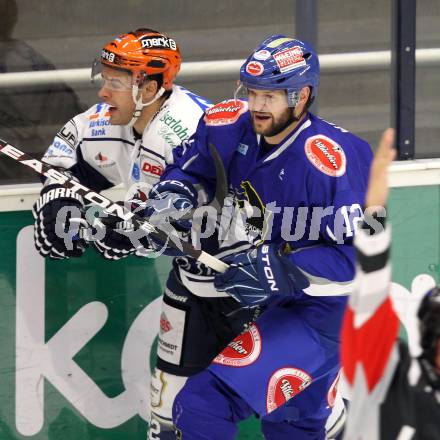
(128, 85), (166, 127)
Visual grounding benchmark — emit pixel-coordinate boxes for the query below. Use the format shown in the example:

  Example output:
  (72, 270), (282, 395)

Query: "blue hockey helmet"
(239, 35), (320, 107)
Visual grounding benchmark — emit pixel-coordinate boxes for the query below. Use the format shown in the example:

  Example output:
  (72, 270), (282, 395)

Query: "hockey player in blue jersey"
(144, 35), (373, 439)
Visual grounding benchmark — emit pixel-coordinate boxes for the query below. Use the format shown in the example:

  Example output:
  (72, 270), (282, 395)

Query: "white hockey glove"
(33, 184), (87, 259)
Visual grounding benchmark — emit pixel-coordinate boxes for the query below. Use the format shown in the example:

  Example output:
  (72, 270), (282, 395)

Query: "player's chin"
(109, 110), (129, 125)
(251, 112), (273, 134)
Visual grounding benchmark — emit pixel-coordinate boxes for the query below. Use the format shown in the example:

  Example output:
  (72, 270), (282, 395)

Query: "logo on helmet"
(253, 50), (271, 61)
(141, 36), (177, 50)
(274, 46), (306, 73)
(101, 49), (116, 63)
(245, 61), (264, 76)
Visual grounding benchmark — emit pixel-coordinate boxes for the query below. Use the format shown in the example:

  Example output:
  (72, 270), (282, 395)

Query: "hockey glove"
(143, 179), (198, 256)
(33, 184), (87, 259)
(92, 206), (152, 260)
(214, 243), (310, 306)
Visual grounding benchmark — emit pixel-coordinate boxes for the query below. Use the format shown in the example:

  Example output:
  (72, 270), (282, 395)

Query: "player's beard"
(251, 107), (299, 137)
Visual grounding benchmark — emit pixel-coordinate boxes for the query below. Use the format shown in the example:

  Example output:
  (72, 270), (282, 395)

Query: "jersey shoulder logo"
(212, 324), (261, 367)
(204, 99), (248, 126)
(266, 367), (312, 413)
(304, 134), (347, 177)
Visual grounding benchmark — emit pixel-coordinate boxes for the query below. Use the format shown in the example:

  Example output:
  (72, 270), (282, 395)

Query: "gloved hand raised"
(33, 184), (87, 259)
(214, 243), (309, 306)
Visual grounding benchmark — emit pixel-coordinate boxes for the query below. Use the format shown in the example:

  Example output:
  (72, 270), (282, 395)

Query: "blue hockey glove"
(143, 179), (198, 256)
(145, 180), (198, 229)
(33, 184), (87, 259)
(214, 243), (310, 306)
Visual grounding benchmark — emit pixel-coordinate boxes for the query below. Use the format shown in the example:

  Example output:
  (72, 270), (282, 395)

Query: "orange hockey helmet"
(98, 28), (181, 90)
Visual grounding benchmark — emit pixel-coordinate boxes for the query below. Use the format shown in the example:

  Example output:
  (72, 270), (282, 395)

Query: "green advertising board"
(0, 184), (439, 439)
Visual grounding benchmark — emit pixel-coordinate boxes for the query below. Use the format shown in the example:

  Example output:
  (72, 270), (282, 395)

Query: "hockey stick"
(0, 138), (229, 273)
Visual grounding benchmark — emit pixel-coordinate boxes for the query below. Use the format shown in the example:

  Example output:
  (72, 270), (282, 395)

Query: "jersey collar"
(261, 117), (311, 163)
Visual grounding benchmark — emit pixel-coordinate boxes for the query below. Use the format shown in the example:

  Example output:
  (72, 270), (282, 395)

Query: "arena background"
(0, 0), (439, 438)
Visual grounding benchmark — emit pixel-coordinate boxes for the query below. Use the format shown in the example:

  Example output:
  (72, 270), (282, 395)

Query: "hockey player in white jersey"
(30, 28), (237, 440)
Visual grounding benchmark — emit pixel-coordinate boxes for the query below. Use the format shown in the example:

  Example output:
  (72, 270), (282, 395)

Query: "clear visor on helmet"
(234, 82), (300, 112)
(91, 58), (136, 91)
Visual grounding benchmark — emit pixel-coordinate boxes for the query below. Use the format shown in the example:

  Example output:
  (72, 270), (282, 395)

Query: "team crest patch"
(204, 99), (248, 126)
(245, 61), (264, 76)
(266, 367), (312, 413)
(327, 371), (341, 407)
(304, 135), (347, 177)
(274, 46), (306, 73)
(212, 324), (261, 367)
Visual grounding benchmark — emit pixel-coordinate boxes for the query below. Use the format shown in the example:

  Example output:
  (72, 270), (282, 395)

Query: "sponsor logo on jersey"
(142, 161), (163, 177)
(253, 50), (271, 61)
(212, 324), (261, 367)
(266, 367), (312, 412)
(95, 152), (108, 162)
(141, 36), (177, 50)
(304, 135), (347, 177)
(245, 61), (264, 76)
(91, 128), (106, 137)
(327, 371), (341, 407)
(57, 122), (77, 148)
(89, 103), (111, 121)
(50, 140), (74, 156)
(89, 119), (111, 129)
(159, 111), (190, 141)
(159, 312), (173, 334)
(140, 155), (164, 177)
(94, 152), (115, 168)
(204, 99), (248, 126)
(274, 46), (306, 73)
